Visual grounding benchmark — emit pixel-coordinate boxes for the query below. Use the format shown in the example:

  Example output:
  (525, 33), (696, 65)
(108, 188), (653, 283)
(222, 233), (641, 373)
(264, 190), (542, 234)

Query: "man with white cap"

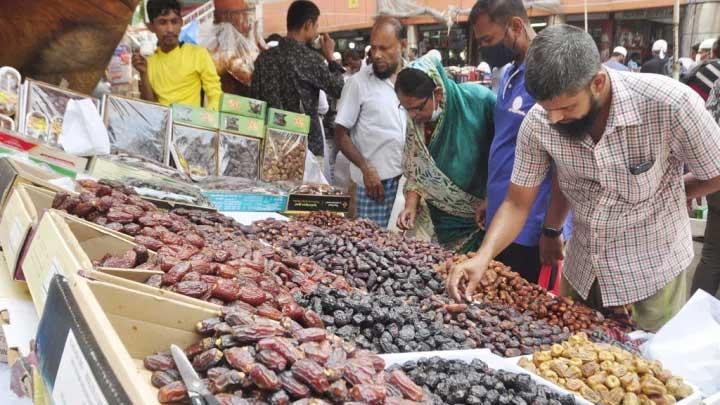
(683, 36), (720, 101)
(641, 39), (670, 75)
(603, 46), (629, 71)
(696, 38), (717, 63)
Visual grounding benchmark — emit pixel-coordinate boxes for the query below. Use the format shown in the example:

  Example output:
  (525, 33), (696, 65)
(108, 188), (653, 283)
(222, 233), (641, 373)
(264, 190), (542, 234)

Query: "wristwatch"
(542, 226), (563, 238)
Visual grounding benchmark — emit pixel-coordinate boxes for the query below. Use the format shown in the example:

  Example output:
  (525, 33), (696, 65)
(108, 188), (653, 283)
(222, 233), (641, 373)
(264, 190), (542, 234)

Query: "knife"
(170, 344), (221, 405)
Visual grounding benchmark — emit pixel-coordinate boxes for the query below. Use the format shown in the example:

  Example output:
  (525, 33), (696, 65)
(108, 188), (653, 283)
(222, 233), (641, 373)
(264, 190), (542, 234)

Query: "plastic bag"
(202, 22), (259, 86)
(218, 131), (260, 179)
(103, 95), (171, 163)
(198, 176), (286, 195)
(59, 99), (110, 156)
(260, 128), (307, 183)
(172, 124), (217, 179)
(303, 150), (329, 185)
(641, 290), (720, 395)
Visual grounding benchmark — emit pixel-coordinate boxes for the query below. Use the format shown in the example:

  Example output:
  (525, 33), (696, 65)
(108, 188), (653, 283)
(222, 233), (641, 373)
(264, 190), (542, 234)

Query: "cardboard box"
(0, 184), (55, 280)
(266, 108), (310, 135)
(0, 129), (87, 172)
(36, 274), (219, 404)
(0, 157), (72, 213)
(219, 113), (265, 139)
(21, 210), (159, 314)
(220, 93), (267, 120)
(202, 190), (288, 212)
(171, 104), (219, 130)
(286, 192), (351, 213)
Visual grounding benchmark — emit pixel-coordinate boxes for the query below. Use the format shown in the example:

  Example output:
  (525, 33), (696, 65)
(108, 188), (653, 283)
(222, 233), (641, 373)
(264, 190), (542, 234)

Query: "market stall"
(0, 46), (717, 405)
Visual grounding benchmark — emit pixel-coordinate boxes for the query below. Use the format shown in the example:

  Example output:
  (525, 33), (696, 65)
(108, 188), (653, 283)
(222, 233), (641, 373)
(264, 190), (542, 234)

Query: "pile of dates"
(285, 230), (446, 295)
(421, 297), (572, 357)
(435, 254), (618, 332)
(146, 306), (431, 404)
(518, 333), (693, 405)
(391, 357), (575, 405)
(57, 180), (351, 310)
(296, 287), (476, 353)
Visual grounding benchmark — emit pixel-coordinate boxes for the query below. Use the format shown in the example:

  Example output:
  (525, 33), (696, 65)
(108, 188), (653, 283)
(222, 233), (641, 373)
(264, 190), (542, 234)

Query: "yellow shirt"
(147, 43), (222, 110)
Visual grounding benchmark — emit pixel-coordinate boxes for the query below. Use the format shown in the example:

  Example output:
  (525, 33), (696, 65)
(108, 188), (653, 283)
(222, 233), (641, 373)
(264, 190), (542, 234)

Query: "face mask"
(430, 93), (442, 122)
(551, 94), (601, 140)
(479, 27), (518, 69)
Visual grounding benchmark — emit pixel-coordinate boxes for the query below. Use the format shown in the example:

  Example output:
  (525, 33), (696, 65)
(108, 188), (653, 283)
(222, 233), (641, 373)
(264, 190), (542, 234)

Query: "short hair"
(265, 33), (283, 43)
(395, 68), (436, 99)
(372, 16), (407, 40)
(525, 24), (601, 101)
(287, 1), (320, 32)
(344, 50), (363, 61)
(692, 43), (700, 52)
(468, 0), (528, 27)
(147, 0), (182, 22)
(611, 52), (625, 58)
(714, 36), (720, 58)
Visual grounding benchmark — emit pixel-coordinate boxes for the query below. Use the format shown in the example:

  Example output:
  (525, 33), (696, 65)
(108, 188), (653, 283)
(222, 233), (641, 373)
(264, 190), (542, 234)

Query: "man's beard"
(373, 61), (399, 79)
(551, 97), (601, 140)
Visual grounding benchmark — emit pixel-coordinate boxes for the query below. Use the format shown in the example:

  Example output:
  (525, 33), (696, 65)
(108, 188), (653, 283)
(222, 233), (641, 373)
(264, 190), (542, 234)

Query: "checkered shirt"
(356, 176), (400, 228)
(511, 69), (720, 306)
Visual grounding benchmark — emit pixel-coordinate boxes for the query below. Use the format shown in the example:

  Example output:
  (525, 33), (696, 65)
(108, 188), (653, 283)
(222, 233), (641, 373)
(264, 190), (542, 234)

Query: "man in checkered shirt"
(448, 24), (720, 331)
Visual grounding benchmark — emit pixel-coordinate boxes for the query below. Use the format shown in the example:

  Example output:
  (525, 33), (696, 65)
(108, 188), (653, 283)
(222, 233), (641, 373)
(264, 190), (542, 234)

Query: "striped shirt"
(511, 69), (720, 306)
(683, 59), (720, 101)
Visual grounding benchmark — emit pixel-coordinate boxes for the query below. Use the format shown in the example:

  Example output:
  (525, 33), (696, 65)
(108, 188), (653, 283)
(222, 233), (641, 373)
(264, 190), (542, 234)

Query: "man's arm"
(307, 34), (345, 99)
(447, 183), (541, 301)
(198, 48), (223, 110)
(447, 112), (551, 301)
(335, 124), (384, 201)
(133, 51), (157, 102)
(539, 170), (570, 264)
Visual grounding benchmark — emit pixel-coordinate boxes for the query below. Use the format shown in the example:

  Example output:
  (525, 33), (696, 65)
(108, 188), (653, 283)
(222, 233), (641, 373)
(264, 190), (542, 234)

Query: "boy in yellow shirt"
(132, 0), (222, 109)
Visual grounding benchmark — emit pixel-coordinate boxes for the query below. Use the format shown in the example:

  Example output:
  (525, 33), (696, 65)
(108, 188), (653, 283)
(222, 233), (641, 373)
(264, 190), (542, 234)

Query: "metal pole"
(584, 0), (588, 32)
(672, 0), (680, 80)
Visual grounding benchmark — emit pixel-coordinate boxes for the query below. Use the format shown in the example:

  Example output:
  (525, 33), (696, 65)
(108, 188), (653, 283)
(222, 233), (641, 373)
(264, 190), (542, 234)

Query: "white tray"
(379, 349), (590, 403)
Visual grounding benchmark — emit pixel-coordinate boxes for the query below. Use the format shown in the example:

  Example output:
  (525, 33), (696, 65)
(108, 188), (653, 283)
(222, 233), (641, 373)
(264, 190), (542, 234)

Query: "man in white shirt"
(603, 46), (629, 71)
(335, 17), (407, 227)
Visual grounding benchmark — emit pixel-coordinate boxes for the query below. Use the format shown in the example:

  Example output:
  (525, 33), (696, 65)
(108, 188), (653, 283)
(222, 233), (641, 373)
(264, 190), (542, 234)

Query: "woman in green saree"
(395, 53), (495, 252)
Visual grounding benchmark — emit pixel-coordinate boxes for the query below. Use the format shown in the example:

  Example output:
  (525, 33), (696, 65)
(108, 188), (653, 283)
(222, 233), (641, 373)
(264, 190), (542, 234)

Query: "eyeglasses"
(398, 94), (432, 114)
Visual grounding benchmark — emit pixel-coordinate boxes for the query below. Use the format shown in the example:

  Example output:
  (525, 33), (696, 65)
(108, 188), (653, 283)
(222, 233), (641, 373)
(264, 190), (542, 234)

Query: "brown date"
(349, 384), (386, 404)
(211, 279), (240, 302)
(197, 317), (222, 335)
(238, 286), (267, 306)
(232, 324), (284, 343)
(174, 280), (210, 298)
(293, 328), (326, 343)
(328, 379), (349, 402)
(388, 369), (425, 401)
(191, 348), (224, 371)
(225, 347), (256, 373)
(279, 371), (311, 398)
(134, 235), (164, 251)
(106, 209), (134, 224)
(256, 349), (287, 371)
(162, 262), (192, 286)
(291, 359), (330, 394)
(143, 352), (175, 371)
(249, 363), (281, 391)
(151, 369), (180, 388)
(158, 380), (188, 403)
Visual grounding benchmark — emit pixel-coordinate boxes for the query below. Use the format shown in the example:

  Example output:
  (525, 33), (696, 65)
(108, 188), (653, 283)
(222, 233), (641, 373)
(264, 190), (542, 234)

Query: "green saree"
(402, 54), (496, 252)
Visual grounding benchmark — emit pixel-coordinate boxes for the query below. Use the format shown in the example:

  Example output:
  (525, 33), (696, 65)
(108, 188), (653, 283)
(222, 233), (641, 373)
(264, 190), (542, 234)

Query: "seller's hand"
(320, 33), (336, 62)
(362, 166), (384, 203)
(397, 207), (417, 230)
(447, 254), (490, 302)
(475, 199), (488, 230)
(132, 50), (148, 75)
(539, 234), (564, 265)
